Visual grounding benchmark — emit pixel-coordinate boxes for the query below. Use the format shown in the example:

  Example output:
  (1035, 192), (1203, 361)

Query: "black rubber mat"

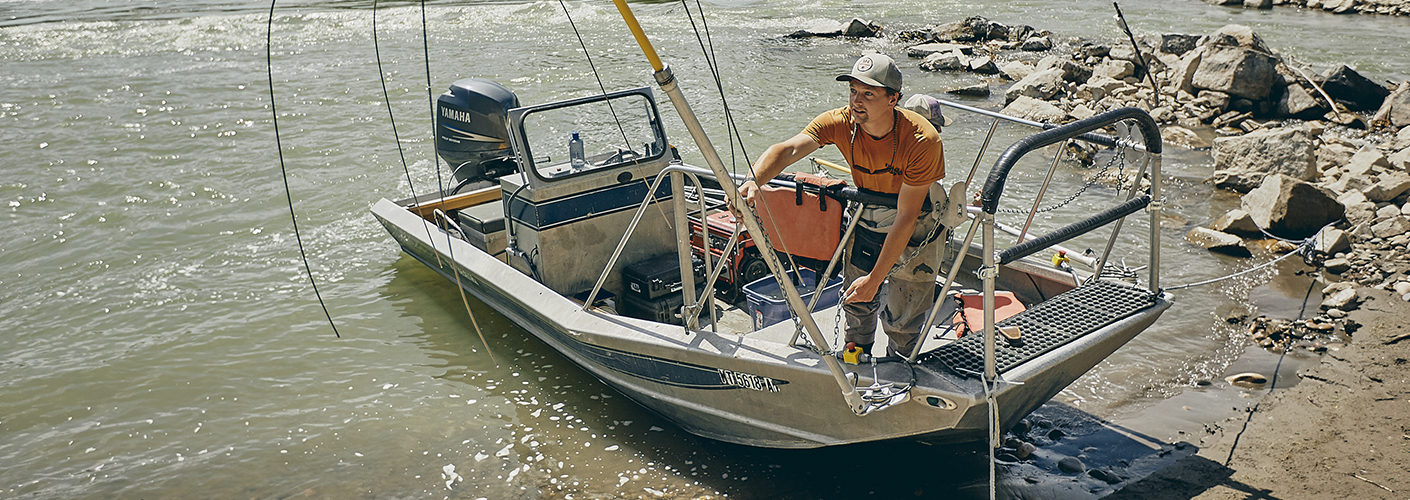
(925, 279), (1158, 377)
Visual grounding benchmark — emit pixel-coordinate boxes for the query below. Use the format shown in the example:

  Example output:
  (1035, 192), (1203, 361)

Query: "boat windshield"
(515, 90), (666, 181)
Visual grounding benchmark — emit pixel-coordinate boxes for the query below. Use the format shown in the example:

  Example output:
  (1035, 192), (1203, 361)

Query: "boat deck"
(925, 279), (1159, 377)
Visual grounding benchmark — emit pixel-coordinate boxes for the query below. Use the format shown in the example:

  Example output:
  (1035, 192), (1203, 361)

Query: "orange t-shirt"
(803, 106), (945, 194)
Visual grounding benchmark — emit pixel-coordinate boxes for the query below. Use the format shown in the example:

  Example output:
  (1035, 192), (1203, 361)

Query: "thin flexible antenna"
(266, 0), (340, 338)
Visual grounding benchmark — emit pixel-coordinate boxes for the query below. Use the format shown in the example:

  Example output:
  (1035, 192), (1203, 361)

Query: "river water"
(4, 1), (1409, 498)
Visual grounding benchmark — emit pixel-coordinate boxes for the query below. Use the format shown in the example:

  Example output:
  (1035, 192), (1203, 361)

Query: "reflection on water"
(4, 0), (1407, 498)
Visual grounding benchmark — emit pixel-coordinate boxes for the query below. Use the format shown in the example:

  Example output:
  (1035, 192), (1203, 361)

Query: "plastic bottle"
(568, 131), (585, 170)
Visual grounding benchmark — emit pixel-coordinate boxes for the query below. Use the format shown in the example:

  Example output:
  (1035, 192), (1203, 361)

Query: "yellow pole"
(611, 0), (664, 72)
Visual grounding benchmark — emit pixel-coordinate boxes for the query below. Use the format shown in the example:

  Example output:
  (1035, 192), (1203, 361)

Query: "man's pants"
(841, 216), (943, 358)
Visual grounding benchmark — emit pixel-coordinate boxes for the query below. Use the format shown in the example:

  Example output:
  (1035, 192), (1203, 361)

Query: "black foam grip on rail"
(981, 107), (1161, 215)
(997, 194), (1151, 266)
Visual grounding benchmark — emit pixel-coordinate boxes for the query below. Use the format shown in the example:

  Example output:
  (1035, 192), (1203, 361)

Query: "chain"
(997, 131), (1132, 215)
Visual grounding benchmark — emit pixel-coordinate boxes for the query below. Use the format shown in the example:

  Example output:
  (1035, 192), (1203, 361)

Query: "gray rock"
(1317, 142), (1358, 173)
(1005, 68), (1067, 103)
(1244, 0), (1273, 9)
(1277, 83), (1328, 118)
(1345, 202), (1377, 227)
(1021, 36), (1053, 51)
(1337, 190), (1368, 207)
(1394, 126), (1410, 152)
(1186, 227), (1252, 256)
(1323, 257), (1352, 274)
(932, 16), (1001, 43)
(842, 18), (881, 38)
(1090, 468), (1123, 484)
(1093, 59), (1136, 81)
(1194, 90), (1232, 113)
(1372, 216), (1410, 239)
(1364, 172), (1410, 202)
(1160, 34), (1200, 55)
(1240, 174), (1346, 239)
(1326, 308), (1347, 318)
(787, 20), (845, 38)
(1390, 147), (1410, 171)
(1036, 55), (1092, 83)
(999, 60), (1036, 81)
(1312, 227), (1352, 255)
(1323, 64), (1390, 112)
(1394, 281), (1410, 296)
(1058, 456), (1087, 474)
(969, 55), (1000, 74)
(1076, 43), (1111, 60)
(1392, 90), (1410, 129)
(1376, 204), (1402, 220)
(920, 51), (967, 72)
(1321, 287), (1360, 310)
(1211, 127), (1316, 191)
(1212, 209), (1262, 235)
(1345, 148), (1393, 178)
(906, 43), (973, 58)
(1002, 95), (1067, 123)
(1202, 24), (1272, 53)
(1191, 45), (1279, 100)
(947, 83), (990, 97)
(1169, 49), (1204, 97)
(1015, 441), (1037, 459)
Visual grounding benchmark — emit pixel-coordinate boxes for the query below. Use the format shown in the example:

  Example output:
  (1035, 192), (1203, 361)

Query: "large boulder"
(1021, 36), (1054, 51)
(1240, 174), (1346, 239)
(1005, 68), (1067, 103)
(1202, 24), (1272, 53)
(1212, 209), (1262, 235)
(1002, 95), (1067, 123)
(1000, 60), (1036, 81)
(1191, 45), (1279, 100)
(1322, 64), (1390, 112)
(1210, 127), (1316, 192)
(932, 16), (1001, 42)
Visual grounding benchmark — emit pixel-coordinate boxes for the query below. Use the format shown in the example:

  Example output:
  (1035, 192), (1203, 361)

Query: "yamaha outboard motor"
(436, 78), (520, 189)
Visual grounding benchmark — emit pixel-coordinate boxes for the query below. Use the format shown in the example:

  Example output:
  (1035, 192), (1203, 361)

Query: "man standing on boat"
(737, 53), (946, 358)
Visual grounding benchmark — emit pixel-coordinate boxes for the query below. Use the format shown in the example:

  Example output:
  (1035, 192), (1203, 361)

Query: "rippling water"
(3, 1), (1408, 498)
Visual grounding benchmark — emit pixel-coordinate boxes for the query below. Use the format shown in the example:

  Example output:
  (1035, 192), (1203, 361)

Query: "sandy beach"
(1106, 286), (1410, 499)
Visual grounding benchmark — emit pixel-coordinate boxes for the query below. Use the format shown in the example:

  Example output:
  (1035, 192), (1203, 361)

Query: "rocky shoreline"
(792, 15), (1410, 497)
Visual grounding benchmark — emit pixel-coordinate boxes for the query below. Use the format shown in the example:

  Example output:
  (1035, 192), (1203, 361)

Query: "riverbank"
(1106, 286), (1410, 499)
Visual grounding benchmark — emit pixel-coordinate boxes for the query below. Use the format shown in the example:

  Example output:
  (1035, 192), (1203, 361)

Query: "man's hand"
(843, 273), (883, 304)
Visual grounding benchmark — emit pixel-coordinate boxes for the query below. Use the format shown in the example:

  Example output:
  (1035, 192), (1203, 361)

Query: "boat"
(370, 2), (1172, 449)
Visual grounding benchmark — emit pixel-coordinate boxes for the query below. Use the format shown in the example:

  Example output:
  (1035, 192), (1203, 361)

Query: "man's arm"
(843, 181), (930, 304)
(738, 133), (821, 206)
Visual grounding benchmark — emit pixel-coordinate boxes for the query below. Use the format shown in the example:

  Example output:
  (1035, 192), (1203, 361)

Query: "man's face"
(847, 79), (897, 127)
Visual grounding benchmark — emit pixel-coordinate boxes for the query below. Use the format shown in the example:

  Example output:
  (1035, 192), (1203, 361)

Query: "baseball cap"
(903, 93), (953, 129)
(836, 53), (902, 93)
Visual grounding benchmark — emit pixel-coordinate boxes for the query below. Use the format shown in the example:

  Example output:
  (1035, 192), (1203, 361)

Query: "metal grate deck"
(926, 279), (1158, 378)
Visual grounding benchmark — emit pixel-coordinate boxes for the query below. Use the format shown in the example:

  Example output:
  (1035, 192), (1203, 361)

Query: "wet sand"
(1106, 287), (1410, 499)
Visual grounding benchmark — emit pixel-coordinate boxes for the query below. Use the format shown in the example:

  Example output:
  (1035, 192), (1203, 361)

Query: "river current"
(3, 1), (1409, 498)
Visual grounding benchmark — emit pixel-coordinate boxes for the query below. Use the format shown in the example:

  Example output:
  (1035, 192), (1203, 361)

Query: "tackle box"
(743, 268), (844, 331)
(622, 252), (706, 300)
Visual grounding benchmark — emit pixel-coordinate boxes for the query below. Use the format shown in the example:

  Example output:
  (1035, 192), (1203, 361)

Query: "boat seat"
(949, 291), (1026, 337)
(455, 201), (506, 234)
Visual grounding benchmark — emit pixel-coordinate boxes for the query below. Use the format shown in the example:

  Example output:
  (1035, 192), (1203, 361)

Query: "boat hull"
(373, 198), (1172, 448)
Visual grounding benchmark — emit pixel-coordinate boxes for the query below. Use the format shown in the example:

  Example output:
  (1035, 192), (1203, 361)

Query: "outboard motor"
(436, 78), (520, 189)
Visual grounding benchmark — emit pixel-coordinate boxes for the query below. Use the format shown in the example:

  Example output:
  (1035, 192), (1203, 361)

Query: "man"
(738, 53), (947, 358)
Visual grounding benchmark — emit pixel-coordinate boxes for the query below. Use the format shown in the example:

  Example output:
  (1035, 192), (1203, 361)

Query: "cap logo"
(856, 56), (873, 72)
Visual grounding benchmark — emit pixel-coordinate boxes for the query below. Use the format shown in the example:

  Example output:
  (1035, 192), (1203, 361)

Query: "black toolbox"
(622, 252), (706, 300)
(621, 282), (713, 325)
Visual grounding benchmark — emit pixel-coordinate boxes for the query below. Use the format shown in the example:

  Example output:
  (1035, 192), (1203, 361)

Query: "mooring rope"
(266, 0), (340, 338)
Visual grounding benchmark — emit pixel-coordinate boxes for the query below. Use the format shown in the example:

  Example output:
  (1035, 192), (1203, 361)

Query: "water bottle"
(568, 131), (585, 170)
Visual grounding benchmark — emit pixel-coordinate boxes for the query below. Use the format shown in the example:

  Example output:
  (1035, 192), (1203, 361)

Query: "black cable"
(1222, 270), (1315, 466)
(557, 0), (631, 148)
(682, 0), (754, 176)
(373, 0), (440, 256)
(266, 0), (340, 338)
